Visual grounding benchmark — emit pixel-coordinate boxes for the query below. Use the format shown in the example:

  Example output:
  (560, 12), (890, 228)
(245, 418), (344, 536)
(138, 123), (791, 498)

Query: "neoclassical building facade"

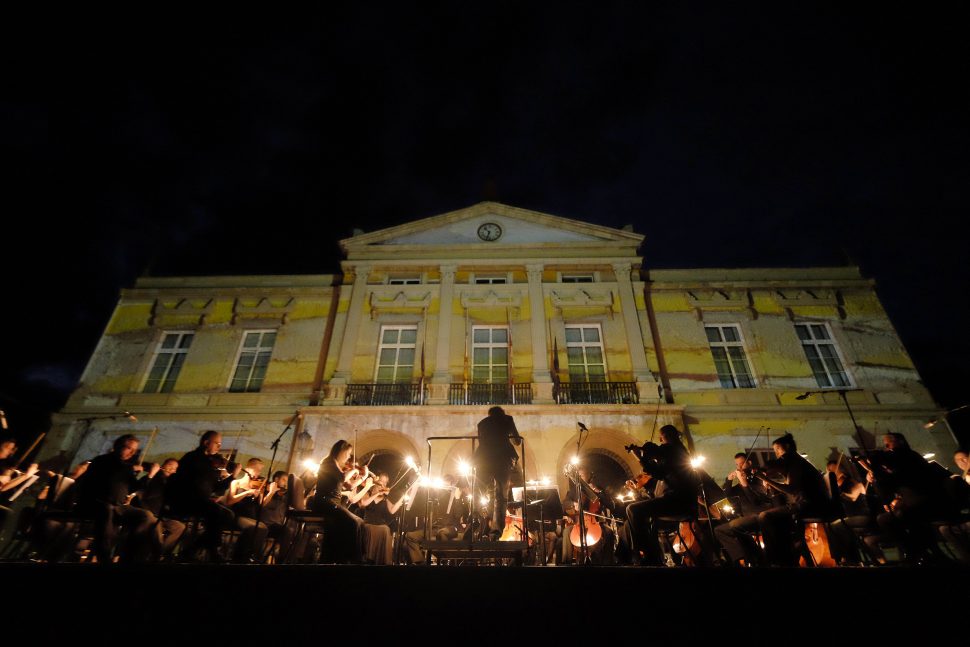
(44, 202), (957, 491)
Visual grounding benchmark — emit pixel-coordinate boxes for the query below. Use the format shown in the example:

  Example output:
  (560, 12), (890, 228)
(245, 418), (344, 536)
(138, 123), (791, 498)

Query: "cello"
(563, 464), (604, 549)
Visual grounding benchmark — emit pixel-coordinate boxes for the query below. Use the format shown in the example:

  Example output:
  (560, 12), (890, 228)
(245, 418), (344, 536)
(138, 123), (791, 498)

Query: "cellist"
(561, 465), (615, 564)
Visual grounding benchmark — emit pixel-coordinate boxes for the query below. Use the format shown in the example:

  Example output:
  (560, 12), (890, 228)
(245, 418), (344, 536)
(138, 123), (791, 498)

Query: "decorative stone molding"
(550, 289), (614, 309)
(150, 298), (215, 326)
(686, 289), (757, 321)
(231, 297), (295, 325)
(526, 263), (544, 283)
(459, 290), (522, 309)
(775, 288), (845, 320)
(439, 264), (457, 282)
(611, 262), (632, 283)
(368, 290), (433, 318)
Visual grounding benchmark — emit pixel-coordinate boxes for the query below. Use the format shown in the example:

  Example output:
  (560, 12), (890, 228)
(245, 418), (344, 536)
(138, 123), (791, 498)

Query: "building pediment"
(340, 202), (643, 259)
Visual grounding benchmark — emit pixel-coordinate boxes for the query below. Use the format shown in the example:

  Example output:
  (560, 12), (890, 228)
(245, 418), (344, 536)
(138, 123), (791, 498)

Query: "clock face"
(477, 222), (502, 241)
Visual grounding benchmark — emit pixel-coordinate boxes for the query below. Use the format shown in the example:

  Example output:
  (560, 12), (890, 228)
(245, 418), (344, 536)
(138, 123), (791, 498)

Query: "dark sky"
(2, 6), (968, 445)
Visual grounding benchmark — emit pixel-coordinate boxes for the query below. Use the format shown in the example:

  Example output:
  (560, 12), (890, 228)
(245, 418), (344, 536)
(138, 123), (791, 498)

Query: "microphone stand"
(249, 411), (300, 562)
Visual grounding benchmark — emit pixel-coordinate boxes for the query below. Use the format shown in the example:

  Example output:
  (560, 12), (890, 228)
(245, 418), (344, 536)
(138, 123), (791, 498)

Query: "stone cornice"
(341, 201), (644, 251)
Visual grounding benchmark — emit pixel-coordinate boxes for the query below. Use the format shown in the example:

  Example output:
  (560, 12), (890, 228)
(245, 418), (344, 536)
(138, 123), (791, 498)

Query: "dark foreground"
(2, 563), (964, 641)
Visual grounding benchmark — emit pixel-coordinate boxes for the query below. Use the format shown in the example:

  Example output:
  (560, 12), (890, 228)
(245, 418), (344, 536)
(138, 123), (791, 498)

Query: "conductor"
(475, 406), (522, 540)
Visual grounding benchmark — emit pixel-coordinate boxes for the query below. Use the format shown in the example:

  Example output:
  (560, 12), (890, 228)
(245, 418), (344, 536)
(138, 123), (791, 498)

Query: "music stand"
(514, 485), (563, 565)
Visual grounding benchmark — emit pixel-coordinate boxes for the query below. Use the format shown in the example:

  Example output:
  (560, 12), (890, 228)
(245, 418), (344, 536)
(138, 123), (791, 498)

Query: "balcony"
(345, 383), (429, 406)
(449, 383), (533, 405)
(553, 381), (639, 405)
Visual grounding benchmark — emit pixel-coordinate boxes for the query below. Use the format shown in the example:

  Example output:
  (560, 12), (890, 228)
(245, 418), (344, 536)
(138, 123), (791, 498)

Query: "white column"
(432, 264), (457, 383)
(330, 263), (371, 385)
(527, 263), (551, 384)
(613, 261), (653, 382)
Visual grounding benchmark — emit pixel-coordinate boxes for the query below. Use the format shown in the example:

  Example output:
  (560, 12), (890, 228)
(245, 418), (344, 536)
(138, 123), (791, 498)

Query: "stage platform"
(2, 562), (965, 641)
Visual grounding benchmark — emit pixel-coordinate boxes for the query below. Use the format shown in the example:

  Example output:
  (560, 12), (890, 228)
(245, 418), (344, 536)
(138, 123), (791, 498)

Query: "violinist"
(226, 458), (265, 519)
(863, 432), (954, 563)
(624, 425), (700, 566)
(166, 430), (236, 562)
(232, 470), (293, 563)
(722, 454), (750, 498)
(310, 440), (366, 564)
(360, 472), (420, 564)
(1, 436), (40, 493)
(749, 433), (828, 567)
(725, 454), (774, 515)
(75, 434), (156, 562)
(714, 455), (776, 567)
(1, 435), (38, 537)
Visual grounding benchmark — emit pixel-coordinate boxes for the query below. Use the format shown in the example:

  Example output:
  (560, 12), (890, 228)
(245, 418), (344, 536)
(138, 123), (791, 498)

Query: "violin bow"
(138, 426), (158, 467)
(14, 432), (45, 470)
(741, 426), (768, 471)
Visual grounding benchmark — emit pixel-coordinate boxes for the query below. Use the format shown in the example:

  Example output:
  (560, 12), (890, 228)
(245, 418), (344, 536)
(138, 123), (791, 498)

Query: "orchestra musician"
(748, 433), (828, 567)
(226, 458), (265, 519)
(714, 455), (778, 567)
(233, 470), (293, 563)
(954, 448), (970, 485)
(475, 406), (522, 541)
(310, 440), (368, 564)
(861, 432), (954, 563)
(165, 430), (237, 562)
(1, 435), (35, 536)
(938, 449), (970, 563)
(404, 473), (466, 564)
(133, 458), (185, 559)
(624, 425), (700, 566)
(360, 472), (420, 564)
(75, 434), (156, 562)
(561, 466), (615, 564)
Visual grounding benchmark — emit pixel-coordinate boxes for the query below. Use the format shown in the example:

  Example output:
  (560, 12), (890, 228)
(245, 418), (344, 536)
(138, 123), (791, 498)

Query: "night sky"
(1, 6), (968, 447)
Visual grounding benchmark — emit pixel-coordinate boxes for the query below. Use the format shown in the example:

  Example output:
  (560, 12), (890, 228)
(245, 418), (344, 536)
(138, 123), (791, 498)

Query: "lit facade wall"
(43, 203), (957, 488)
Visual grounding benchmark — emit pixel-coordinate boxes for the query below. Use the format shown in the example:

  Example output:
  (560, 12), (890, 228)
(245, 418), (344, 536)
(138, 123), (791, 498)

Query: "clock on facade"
(477, 222), (502, 241)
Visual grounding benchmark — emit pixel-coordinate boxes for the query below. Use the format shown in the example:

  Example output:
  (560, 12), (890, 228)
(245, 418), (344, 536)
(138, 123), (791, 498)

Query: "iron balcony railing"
(449, 382), (533, 405)
(553, 381), (639, 404)
(345, 383), (429, 406)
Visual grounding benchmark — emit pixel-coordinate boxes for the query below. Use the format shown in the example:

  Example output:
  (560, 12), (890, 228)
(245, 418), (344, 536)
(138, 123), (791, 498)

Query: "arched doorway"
(576, 449), (633, 494)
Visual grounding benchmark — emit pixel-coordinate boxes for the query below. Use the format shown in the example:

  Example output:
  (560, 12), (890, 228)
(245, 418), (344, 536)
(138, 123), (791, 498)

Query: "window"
(388, 276), (421, 285)
(143, 332), (194, 393)
(561, 274), (594, 283)
(375, 326), (417, 383)
(472, 326), (509, 383)
(474, 276), (507, 284)
(565, 325), (606, 382)
(705, 324), (756, 388)
(795, 323), (851, 388)
(229, 331), (277, 393)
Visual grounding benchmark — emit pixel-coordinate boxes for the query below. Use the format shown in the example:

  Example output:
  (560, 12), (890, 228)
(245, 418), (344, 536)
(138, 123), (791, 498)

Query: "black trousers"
(315, 501), (363, 564)
(626, 494), (694, 565)
(714, 513), (763, 565)
(477, 461), (513, 534)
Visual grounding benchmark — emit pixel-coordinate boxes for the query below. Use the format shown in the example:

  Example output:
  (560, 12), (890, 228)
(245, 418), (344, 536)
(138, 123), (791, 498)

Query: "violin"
(624, 472), (653, 495)
(248, 475), (267, 496)
(624, 441), (661, 459)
